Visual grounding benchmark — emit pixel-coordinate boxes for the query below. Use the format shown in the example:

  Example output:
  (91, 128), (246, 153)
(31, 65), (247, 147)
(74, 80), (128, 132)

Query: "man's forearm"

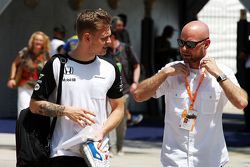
(39, 102), (65, 117)
(220, 79), (248, 109)
(133, 69), (169, 102)
(30, 99), (65, 117)
(133, 64), (140, 83)
(101, 97), (124, 136)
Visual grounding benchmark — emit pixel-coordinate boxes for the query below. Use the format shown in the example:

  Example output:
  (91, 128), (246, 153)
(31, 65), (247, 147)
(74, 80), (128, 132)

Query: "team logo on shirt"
(38, 74), (44, 79)
(63, 77), (76, 82)
(34, 83), (40, 91)
(64, 66), (74, 75)
(119, 76), (123, 92)
(34, 74), (44, 91)
(94, 75), (106, 79)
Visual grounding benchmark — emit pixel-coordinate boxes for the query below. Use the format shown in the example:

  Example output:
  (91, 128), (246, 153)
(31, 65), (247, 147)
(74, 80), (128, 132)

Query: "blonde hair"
(28, 31), (50, 53)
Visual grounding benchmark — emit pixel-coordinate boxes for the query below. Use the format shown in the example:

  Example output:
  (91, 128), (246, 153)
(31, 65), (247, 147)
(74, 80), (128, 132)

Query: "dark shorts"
(49, 156), (88, 167)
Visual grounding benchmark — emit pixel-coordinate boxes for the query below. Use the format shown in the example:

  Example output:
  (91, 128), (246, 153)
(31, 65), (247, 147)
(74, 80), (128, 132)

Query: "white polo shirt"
(155, 61), (239, 167)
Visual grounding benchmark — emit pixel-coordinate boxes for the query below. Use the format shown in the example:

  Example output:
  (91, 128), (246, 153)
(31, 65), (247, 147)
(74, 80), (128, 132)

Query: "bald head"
(181, 21), (209, 40)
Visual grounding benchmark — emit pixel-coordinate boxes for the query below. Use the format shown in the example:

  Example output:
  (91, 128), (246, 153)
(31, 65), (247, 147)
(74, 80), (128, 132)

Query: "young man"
(132, 21), (248, 167)
(30, 9), (124, 167)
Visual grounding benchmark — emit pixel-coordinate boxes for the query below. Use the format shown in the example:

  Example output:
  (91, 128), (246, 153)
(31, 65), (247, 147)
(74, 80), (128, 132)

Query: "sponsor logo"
(94, 75), (106, 79)
(119, 76), (123, 92)
(38, 74), (44, 79)
(36, 80), (42, 84)
(63, 78), (76, 82)
(64, 66), (74, 75)
(34, 83), (40, 91)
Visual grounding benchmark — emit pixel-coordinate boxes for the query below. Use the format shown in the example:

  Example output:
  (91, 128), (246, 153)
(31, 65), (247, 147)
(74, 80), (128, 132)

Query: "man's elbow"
(133, 91), (147, 102)
(237, 99), (248, 110)
(29, 99), (38, 114)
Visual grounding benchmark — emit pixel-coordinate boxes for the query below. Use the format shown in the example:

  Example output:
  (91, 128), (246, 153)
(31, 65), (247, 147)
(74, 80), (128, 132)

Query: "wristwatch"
(216, 73), (227, 82)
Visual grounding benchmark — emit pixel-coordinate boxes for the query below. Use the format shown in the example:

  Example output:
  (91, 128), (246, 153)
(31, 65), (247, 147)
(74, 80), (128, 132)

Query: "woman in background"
(7, 31), (50, 116)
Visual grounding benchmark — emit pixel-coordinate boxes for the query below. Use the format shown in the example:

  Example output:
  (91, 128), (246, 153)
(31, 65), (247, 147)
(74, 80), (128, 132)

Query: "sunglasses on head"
(177, 37), (209, 49)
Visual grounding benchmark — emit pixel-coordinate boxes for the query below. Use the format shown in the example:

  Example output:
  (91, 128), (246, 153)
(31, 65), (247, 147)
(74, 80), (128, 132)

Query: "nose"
(106, 37), (111, 44)
(180, 44), (188, 51)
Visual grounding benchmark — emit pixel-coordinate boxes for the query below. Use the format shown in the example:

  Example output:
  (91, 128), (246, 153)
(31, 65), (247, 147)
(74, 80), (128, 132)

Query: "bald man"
(132, 21), (248, 167)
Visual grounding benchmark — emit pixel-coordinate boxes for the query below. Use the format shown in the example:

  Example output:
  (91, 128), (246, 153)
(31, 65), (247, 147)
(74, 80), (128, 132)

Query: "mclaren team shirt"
(31, 55), (123, 157)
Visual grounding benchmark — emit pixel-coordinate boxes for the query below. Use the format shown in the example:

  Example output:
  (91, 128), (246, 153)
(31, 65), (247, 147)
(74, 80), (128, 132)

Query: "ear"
(204, 38), (210, 49)
(83, 32), (91, 42)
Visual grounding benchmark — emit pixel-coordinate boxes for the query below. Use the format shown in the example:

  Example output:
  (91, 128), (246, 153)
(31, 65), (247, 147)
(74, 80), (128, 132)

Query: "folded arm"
(218, 79), (248, 109)
(201, 57), (248, 109)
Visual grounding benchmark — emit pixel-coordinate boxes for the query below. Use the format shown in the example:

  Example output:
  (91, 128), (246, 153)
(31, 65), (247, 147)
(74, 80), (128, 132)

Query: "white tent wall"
(198, 0), (250, 73)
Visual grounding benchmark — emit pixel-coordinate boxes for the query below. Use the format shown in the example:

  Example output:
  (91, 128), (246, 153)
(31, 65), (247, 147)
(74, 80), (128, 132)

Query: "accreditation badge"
(179, 109), (198, 131)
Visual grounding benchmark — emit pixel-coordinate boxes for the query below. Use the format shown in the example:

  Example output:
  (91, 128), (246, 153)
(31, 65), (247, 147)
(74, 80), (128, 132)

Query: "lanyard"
(184, 70), (206, 110)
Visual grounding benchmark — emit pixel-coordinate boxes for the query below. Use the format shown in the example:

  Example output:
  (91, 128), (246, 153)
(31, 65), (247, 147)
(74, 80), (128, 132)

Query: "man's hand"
(130, 83), (138, 93)
(93, 130), (106, 150)
(64, 106), (96, 128)
(200, 57), (222, 78)
(164, 63), (190, 77)
(7, 79), (16, 89)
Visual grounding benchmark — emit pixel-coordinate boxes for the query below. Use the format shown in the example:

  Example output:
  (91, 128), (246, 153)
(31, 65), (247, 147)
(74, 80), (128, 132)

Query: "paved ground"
(0, 102), (250, 167)
(0, 133), (249, 167)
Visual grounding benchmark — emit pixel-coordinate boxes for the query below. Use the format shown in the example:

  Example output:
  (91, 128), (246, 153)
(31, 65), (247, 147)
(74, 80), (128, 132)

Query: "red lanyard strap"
(184, 70), (206, 110)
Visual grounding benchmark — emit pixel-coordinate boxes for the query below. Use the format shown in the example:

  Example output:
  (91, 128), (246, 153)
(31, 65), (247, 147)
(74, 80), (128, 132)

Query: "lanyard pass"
(179, 70), (206, 131)
(184, 70), (206, 110)
(180, 109), (198, 131)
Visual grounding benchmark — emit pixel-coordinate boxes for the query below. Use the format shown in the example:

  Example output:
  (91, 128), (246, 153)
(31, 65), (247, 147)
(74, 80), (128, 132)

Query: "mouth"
(182, 54), (191, 59)
(103, 46), (109, 50)
(34, 44), (42, 48)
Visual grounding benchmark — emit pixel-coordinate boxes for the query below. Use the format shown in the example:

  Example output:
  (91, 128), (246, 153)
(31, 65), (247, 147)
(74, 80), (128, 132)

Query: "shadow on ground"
(0, 113), (250, 147)
(126, 113), (250, 147)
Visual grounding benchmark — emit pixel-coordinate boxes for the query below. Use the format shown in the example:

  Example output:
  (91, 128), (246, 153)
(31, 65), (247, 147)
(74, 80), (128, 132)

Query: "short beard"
(183, 55), (203, 68)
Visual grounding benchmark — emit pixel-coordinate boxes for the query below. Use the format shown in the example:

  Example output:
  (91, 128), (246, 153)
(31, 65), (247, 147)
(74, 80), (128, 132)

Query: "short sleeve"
(107, 64), (124, 99)
(155, 79), (169, 98)
(153, 62), (177, 98)
(226, 68), (240, 87)
(31, 57), (57, 101)
(220, 63), (240, 87)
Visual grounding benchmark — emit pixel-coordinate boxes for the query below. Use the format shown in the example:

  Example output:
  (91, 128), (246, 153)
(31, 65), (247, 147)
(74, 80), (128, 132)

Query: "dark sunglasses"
(177, 38), (209, 49)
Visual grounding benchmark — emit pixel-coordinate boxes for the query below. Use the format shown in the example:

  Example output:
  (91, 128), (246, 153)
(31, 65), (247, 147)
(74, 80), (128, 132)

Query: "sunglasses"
(177, 38), (209, 49)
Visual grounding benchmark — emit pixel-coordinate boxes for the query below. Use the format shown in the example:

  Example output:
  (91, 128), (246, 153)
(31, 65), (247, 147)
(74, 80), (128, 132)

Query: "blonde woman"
(7, 31), (50, 116)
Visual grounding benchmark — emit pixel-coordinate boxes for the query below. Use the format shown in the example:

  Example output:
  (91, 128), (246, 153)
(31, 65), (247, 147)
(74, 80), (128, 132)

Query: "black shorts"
(49, 156), (88, 167)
